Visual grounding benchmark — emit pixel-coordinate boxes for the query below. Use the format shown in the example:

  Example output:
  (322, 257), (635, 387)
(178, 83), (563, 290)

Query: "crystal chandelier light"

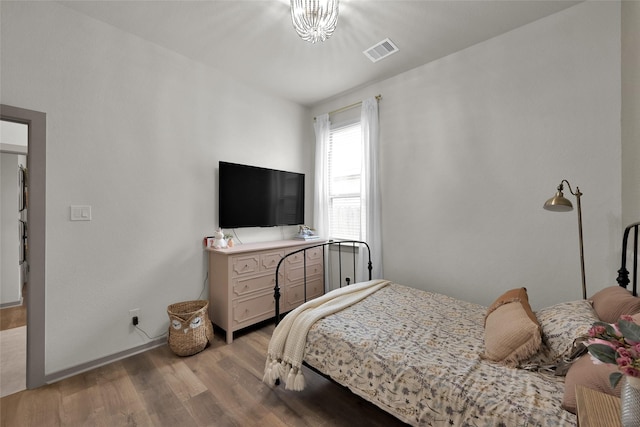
(290, 0), (339, 44)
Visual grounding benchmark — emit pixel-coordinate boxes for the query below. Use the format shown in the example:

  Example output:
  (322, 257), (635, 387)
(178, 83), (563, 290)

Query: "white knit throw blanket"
(263, 279), (390, 391)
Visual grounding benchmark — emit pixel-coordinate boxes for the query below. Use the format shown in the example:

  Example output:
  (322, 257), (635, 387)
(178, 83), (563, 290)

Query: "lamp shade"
(543, 190), (573, 212)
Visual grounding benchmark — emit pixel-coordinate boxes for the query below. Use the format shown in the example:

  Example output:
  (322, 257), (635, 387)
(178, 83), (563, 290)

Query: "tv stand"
(206, 239), (325, 343)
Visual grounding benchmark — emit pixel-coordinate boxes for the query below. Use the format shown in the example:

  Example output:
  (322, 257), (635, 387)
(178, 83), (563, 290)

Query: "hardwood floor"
(0, 326), (26, 397)
(0, 286), (26, 332)
(0, 323), (409, 426)
(0, 284), (27, 397)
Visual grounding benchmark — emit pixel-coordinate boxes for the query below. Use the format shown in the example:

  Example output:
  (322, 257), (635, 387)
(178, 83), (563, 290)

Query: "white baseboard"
(0, 298), (24, 309)
(43, 337), (166, 385)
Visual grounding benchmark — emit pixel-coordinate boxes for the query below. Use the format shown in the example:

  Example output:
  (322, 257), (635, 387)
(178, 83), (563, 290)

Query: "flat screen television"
(218, 161), (305, 228)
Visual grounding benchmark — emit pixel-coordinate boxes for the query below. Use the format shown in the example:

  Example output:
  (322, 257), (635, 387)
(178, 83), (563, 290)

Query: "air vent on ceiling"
(363, 38), (399, 63)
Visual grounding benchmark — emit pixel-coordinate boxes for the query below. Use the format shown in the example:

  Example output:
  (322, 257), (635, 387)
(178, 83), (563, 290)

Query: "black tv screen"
(219, 162), (305, 228)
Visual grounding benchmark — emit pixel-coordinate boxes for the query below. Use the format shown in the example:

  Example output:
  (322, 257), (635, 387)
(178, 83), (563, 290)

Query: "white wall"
(1, 120), (29, 154)
(0, 1), (311, 375)
(622, 0), (640, 226)
(311, 1), (623, 309)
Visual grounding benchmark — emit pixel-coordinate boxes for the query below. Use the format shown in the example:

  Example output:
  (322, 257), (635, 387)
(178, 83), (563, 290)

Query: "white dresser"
(207, 239), (325, 343)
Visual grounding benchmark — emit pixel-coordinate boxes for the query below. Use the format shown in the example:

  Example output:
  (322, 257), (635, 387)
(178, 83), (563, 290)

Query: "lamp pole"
(572, 184), (586, 300)
(544, 180), (586, 299)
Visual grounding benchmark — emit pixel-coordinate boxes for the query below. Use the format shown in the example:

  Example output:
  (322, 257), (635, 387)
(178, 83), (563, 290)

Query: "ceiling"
(59, 0), (581, 107)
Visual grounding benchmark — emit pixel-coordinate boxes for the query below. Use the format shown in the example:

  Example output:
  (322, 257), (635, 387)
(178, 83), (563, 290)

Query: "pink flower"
(622, 367), (640, 378)
(616, 355), (633, 368)
(621, 315), (634, 322)
(618, 348), (631, 358)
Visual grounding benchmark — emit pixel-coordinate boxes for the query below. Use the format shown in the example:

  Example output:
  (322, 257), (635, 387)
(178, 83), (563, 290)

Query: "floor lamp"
(543, 180), (586, 299)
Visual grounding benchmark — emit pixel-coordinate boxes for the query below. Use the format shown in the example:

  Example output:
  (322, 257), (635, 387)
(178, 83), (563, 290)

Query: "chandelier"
(290, 0), (339, 44)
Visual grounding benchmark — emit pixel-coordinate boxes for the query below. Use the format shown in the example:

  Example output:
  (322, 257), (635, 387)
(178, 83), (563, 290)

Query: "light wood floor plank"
(0, 323), (408, 426)
(182, 390), (237, 427)
(0, 326), (26, 397)
(0, 285), (26, 332)
(147, 348), (208, 402)
(125, 352), (199, 427)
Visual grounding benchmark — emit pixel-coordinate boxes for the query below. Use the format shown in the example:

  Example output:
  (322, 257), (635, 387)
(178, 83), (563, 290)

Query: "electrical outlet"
(129, 308), (140, 326)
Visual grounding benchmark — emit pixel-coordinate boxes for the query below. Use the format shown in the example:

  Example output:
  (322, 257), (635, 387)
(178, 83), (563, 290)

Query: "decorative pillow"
(535, 299), (599, 359)
(590, 286), (640, 323)
(562, 353), (622, 414)
(483, 288), (541, 366)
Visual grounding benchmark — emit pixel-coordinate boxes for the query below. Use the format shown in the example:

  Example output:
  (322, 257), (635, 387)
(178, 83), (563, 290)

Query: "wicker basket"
(167, 300), (214, 356)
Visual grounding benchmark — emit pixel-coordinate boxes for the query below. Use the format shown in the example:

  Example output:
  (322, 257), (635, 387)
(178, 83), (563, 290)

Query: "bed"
(264, 222), (640, 426)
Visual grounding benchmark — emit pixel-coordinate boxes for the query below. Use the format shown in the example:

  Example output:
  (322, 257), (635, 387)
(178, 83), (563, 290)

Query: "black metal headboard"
(274, 240), (372, 325)
(617, 222), (639, 296)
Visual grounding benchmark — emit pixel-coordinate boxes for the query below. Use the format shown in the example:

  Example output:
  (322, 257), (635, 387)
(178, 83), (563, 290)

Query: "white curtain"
(359, 97), (383, 280)
(313, 114), (330, 239)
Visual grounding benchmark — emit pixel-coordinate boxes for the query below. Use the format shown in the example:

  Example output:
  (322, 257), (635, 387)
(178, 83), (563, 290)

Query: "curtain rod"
(314, 94), (382, 121)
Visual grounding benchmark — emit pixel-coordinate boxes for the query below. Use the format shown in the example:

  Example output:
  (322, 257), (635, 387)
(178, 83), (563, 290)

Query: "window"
(328, 121), (363, 240)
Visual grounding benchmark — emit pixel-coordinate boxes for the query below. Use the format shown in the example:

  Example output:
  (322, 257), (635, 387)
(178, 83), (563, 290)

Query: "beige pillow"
(590, 286), (640, 323)
(483, 288), (541, 366)
(562, 353), (622, 414)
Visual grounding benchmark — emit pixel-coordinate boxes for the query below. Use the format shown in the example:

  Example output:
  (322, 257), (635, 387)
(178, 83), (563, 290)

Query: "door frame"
(1, 104), (46, 389)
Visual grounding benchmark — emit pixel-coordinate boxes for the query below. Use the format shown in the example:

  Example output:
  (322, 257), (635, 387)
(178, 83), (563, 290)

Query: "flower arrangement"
(587, 315), (640, 388)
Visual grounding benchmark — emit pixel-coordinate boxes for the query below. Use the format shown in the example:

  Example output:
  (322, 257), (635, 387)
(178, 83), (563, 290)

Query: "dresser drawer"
(286, 261), (324, 284)
(285, 246), (323, 267)
(232, 291), (276, 328)
(284, 277), (324, 311)
(232, 271), (281, 298)
(231, 250), (283, 277)
(261, 250), (284, 271)
(305, 246), (323, 262)
(231, 254), (260, 276)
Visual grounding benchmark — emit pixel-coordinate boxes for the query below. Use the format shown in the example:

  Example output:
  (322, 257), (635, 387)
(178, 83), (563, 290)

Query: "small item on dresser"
(295, 225), (319, 240)
(203, 236), (215, 248)
(212, 228), (228, 249)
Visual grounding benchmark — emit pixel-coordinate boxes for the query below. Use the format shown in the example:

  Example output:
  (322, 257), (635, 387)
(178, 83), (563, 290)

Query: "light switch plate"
(70, 205), (92, 221)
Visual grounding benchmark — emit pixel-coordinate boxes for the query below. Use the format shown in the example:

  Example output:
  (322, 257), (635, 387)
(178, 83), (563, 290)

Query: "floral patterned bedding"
(303, 283), (577, 427)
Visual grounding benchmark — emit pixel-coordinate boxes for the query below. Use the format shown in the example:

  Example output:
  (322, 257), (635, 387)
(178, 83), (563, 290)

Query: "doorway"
(0, 104), (46, 391)
(0, 120), (28, 396)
